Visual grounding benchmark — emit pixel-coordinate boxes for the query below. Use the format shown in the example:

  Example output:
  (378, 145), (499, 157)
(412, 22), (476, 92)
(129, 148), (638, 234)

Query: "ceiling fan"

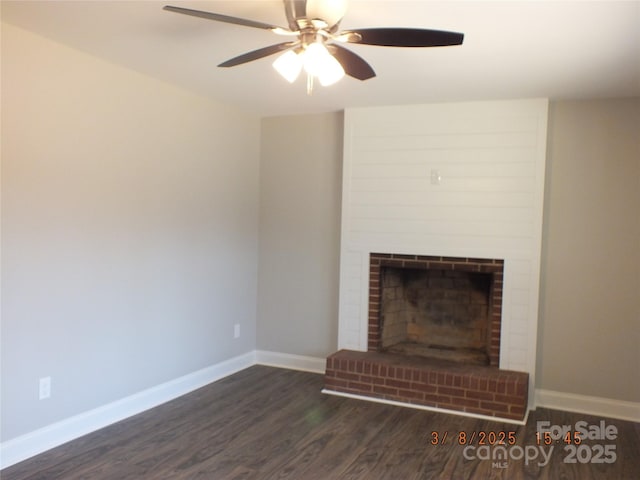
(164, 0), (464, 93)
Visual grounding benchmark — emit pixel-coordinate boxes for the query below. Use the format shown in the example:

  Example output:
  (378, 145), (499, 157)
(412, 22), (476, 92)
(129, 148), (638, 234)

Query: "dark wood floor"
(3, 366), (639, 479)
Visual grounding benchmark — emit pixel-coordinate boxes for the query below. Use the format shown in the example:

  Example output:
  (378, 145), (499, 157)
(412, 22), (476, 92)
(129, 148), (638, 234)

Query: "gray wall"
(1, 24), (260, 441)
(257, 113), (343, 357)
(538, 98), (640, 402)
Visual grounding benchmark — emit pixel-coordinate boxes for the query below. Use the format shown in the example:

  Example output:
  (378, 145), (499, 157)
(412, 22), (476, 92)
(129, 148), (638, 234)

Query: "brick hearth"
(324, 350), (528, 421)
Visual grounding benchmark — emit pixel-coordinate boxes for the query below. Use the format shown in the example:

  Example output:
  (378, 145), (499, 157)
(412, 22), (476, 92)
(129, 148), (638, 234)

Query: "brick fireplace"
(324, 253), (529, 422)
(329, 100), (548, 423)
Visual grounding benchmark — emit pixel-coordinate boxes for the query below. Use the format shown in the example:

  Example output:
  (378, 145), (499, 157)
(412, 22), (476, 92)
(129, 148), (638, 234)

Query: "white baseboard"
(535, 389), (640, 423)
(7, 353), (635, 471)
(322, 389), (529, 426)
(255, 350), (326, 374)
(0, 351), (256, 470)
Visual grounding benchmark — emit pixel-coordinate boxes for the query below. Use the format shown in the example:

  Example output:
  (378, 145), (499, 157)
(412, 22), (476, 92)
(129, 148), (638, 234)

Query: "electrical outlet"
(39, 376), (51, 400)
(234, 324), (240, 339)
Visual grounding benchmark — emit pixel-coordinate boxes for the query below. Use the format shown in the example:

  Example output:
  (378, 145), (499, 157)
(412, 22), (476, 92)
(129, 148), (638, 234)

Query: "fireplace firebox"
(369, 253), (503, 367)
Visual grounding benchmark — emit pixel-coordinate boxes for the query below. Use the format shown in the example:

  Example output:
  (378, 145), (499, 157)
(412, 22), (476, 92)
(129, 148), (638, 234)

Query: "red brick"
(466, 390), (494, 401)
(373, 385), (398, 396)
(442, 256), (465, 263)
(425, 394), (451, 404)
(359, 375), (374, 384)
(423, 394), (440, 404)
(496, 379), (507, 394)
(336, 371), (360, 381)
(324, 378), (348, 389)
(469, 377), (479, 390)
(325, 369), (337, 378)
(510, 405), (525, 417)
(325, 351), (528, 420)
(481, 401), (509, 413)
(392, 254), (417, 260)
(347, 381), (373, 392)
(404, 260), (428, 269)
(411, 382), (437, 394)
(452, 397), (480, 409)
(380, 259), (404, 267)
(438, 386), (466, 397)
(398, 389), (424, 400)
(386, 379), (411, 389)
(494, 394), (525, 406)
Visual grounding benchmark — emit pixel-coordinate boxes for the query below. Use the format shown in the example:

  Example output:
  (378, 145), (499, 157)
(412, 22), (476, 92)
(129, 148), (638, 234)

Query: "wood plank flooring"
(2, 366), (639, 479)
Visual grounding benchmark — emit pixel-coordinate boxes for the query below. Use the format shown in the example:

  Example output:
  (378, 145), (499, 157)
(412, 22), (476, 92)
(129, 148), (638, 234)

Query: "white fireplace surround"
(337, 99), (549, 406)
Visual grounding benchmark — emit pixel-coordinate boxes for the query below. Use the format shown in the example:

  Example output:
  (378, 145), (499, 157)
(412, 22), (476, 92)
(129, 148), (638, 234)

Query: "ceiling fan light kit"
(272, 50), (303, 83)
(164, 1), (463, 94)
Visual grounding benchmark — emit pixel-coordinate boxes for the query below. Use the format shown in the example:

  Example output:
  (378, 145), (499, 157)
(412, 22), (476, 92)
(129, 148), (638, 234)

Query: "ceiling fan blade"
(163, 5), (287, 32)
(329, 44), (376, 81)
(218, 43), (295, 68)
(345, 28), (464, 47)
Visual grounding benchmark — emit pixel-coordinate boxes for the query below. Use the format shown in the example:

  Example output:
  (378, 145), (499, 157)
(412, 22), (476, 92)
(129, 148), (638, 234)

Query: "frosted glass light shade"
(317, 55), (345, 86)
(272, 50), (302, 83)
(302, 43), (345, 86)
(306, 0), (347, 27)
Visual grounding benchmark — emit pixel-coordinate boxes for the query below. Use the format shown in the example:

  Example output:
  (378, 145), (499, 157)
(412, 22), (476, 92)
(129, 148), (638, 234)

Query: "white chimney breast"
(337, 99), (549, 407)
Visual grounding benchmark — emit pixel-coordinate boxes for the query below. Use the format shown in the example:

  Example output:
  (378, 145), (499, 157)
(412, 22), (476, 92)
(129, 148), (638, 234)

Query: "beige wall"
(1, 23), (260, 441)
(538, 98), (640, 402)
(257, 113), (343, 357)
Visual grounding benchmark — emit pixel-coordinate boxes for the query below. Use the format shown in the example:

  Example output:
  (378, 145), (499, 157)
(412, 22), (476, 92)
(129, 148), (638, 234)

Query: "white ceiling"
(2, 0), (639, 117)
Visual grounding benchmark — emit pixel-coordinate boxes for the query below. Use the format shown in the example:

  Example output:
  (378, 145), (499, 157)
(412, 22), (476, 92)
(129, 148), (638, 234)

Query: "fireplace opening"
(380, 267), (492, 365)
(368, 254), (504, 367)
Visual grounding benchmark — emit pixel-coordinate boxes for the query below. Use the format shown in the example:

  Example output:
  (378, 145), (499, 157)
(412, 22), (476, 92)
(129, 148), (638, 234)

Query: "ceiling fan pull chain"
(306, 73), (314, 95)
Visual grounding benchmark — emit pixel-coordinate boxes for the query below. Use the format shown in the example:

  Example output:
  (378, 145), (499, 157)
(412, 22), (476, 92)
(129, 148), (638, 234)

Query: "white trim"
(255, 350), (325, 374)
(322, 389), (529, 426)
(0, 351), (256, 470)
(534, 389), (640, 423)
